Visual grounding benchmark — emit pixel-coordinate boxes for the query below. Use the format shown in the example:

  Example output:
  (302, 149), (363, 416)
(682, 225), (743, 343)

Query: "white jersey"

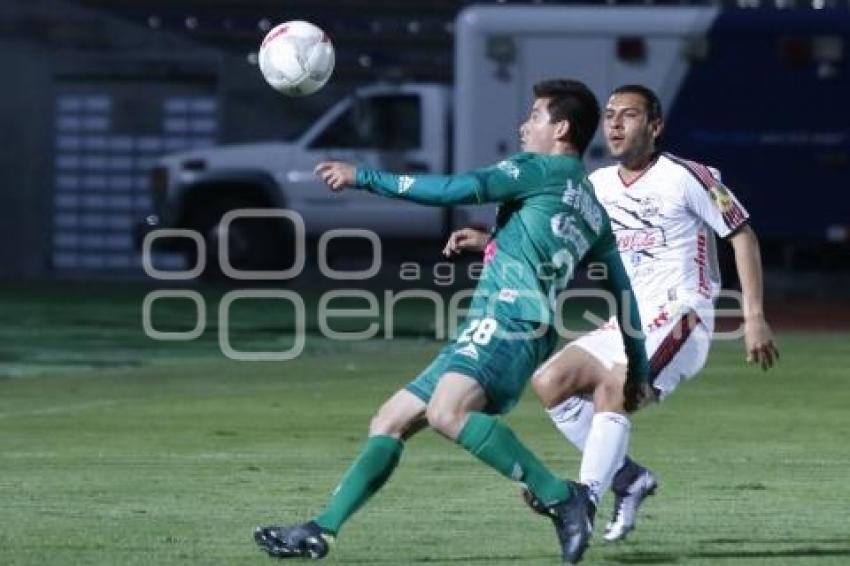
(589, 152), (749, 329)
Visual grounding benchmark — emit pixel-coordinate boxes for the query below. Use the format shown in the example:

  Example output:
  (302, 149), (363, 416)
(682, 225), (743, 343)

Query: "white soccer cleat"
(602, 469), (658, 542)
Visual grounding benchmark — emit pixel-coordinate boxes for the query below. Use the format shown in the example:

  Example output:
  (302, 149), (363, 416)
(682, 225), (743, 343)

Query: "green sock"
(314, 435), (403, 535)
(457, 412), (570, 506)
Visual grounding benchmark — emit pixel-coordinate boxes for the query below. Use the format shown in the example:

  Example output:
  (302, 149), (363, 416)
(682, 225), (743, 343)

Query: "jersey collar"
(617, 151), (661, 188)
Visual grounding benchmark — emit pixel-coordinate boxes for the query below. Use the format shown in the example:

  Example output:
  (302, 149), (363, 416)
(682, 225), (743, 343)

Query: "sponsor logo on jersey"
(562, 180), (579, 206)
(397, 175), (415, 194)
(709, 184), (734, 214)
(712, 183), (748, 230)
(582, 200), (605, 235)
(562, 180), (604, 234)
(551, 214), (590, 256)
(616, 228), (664, 252)
(496, 159), (520, 179)
(694, 232), (711, 298)
(455, 343), (479, 360)
(636, 196), (661, 218)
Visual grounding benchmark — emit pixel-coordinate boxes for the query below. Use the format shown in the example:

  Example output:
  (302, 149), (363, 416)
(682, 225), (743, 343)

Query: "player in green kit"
(253, 80), (652, 564)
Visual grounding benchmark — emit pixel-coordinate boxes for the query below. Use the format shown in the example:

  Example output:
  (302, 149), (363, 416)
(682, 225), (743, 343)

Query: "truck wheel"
(185, 198), (294, 281)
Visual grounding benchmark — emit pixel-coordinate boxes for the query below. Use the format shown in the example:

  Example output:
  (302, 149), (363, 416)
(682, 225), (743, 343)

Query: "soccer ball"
(258, 21), (335, 97)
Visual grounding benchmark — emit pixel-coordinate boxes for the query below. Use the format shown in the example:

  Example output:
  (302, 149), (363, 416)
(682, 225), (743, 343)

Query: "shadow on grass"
(337, 544), (850, 564)
(693, 548), (850, 559)
(606, 542), (850, 564)
(701, 537), (850, 545)
(344, 554), (556, 563)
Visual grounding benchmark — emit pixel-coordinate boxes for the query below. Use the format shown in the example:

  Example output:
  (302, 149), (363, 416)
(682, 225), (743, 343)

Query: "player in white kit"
(444, 84), (779, 542)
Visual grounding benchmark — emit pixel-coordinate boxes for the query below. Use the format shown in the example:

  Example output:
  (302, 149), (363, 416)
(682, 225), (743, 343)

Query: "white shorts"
(566, 304), (713, 400)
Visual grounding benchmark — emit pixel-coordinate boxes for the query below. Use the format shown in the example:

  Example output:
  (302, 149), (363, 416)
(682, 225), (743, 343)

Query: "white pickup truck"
(144, 83), (457, 273)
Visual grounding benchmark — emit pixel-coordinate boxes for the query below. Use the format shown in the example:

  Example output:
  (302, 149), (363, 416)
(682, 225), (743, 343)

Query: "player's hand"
(744, 315), (779, 370)
(442, 228), (489, 257)
(315, 161), (355, 191)
(623, 380), (655, 413)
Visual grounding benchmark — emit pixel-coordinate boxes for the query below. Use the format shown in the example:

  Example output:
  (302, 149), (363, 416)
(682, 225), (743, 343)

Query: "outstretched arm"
(315, 155), (544, 206)
(727, 224), (779, 370)
(355, 167), (484, 206)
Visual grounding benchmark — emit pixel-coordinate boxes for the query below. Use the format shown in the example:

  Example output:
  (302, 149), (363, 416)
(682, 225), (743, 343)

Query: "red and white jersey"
(589, 152), (749, 327)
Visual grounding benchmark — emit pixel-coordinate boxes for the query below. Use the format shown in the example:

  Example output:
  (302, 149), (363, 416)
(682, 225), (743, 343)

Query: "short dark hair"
(533, 79), (600, 156)
(611, 84), (663, 122)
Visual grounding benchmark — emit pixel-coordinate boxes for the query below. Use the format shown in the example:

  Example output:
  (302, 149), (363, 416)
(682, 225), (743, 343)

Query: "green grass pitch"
(1, 283), (848, 564)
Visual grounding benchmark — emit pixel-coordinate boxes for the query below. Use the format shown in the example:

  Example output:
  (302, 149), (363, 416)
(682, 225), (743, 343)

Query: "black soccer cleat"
(547, 482), (596, 564)
(253, 521), (330, 560)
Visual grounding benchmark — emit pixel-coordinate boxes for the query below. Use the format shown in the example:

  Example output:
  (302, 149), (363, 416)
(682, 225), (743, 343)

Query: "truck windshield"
(309, 94), (421, 150)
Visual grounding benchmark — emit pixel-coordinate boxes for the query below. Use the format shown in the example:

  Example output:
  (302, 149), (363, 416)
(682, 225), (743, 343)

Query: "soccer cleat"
(253, 521), (331, 559)
(602, 469), (658, 542)
(547, 481), (596, 564)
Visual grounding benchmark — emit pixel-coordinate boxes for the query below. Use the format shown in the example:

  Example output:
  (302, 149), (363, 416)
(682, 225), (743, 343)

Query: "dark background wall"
(0, 37), (54, 278)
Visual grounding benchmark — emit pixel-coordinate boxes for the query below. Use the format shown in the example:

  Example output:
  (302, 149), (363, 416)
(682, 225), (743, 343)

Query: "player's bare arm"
(315, 161), (356, 191)
(442, 228), (489, 257)
(728, 224), (779, 370)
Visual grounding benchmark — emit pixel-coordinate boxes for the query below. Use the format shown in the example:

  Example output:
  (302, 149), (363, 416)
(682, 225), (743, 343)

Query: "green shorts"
(406, 312), (557, 415)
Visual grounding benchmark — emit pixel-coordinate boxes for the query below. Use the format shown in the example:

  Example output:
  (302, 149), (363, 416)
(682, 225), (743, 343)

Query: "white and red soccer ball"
(258, 20), (335, 97)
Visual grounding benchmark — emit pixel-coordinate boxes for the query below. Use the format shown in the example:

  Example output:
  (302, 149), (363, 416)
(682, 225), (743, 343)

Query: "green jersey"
(355, 152), (649, 381)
